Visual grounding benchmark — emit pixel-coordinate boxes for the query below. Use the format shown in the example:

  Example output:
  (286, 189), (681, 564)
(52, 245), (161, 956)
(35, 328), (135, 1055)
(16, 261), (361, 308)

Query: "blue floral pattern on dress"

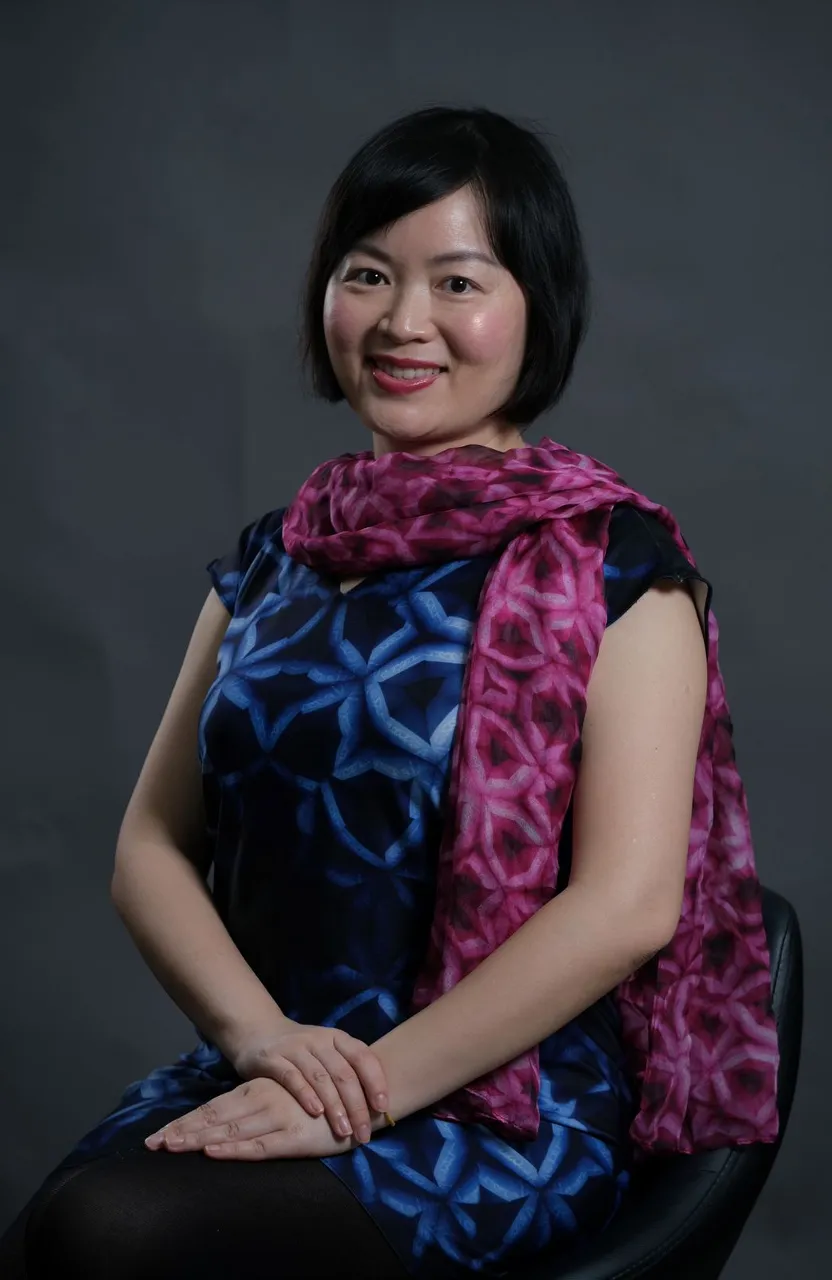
(59, 505), (696, 1277)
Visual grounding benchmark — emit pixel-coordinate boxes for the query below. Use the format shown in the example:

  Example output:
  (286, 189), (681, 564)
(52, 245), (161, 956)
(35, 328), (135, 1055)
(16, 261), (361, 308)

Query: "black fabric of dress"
(0, 504), (700, 1279)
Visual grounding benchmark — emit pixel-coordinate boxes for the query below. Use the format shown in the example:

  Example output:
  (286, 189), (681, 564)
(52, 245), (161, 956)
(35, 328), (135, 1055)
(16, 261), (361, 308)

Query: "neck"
(371, 421), (526, 459)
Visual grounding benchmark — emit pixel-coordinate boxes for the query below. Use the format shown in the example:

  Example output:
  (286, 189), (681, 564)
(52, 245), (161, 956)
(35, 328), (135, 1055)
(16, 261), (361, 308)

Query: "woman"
(1, 106), (777, 1279)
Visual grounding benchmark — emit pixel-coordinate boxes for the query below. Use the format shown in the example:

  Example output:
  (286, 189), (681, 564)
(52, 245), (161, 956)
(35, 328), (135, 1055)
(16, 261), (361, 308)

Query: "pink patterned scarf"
(281, 436), (779, 1157)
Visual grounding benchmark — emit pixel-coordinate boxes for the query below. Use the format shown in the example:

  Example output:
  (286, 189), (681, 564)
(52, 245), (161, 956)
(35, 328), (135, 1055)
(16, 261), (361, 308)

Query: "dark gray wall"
(1, 0), (828, 1271)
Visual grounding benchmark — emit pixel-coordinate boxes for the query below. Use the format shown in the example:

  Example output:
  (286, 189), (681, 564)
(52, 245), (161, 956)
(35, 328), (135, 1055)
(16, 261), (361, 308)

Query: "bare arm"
(110, 588), (286, 1061)
(368, 581), (708, 1126)
(112, 586), (395, 1142)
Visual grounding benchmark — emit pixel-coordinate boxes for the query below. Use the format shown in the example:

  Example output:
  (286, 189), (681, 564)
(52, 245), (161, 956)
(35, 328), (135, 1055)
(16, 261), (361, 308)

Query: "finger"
(266, 1050), (335, 1124)
(311, 1048), (373, 1142)
(157, 1106), (279, 1153)
(204, 1132), (285, 1160)
(290, 1050), (353, 1138)
(262, 1055), (341, 1126)
(145, 1083), (264, 1147)
(333, 1032), (389, 1113)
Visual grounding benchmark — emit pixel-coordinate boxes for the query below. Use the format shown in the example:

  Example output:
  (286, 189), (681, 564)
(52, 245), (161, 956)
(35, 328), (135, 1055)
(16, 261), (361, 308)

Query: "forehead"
(362, 188), (489, 256)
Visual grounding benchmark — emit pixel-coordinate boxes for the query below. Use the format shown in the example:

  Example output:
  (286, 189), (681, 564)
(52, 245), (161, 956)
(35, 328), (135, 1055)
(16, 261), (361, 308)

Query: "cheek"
(453, 304), (526, 367)
(322, 292), (366, 362)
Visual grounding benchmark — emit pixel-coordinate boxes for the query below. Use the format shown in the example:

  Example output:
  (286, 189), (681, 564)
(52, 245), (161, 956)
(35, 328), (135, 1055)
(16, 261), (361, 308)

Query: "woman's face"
(323, 185), (528, 457)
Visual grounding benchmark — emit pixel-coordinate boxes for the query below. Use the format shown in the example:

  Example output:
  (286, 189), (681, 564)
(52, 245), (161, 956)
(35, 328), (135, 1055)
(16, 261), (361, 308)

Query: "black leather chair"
(520, 886), (803, 1280)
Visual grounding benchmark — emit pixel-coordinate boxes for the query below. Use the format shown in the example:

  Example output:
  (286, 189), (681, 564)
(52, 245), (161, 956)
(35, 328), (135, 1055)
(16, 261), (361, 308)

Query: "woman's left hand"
(144, 1077), (361, 1161)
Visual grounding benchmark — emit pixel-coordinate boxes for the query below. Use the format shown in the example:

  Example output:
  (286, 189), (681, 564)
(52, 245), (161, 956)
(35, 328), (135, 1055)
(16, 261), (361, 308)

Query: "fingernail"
(311, 1099), (324, 1115)
(357, 1124), (371, 1144)
(166, 1135), (184, 1146)
(375, 1094), (387, 1109)
(337, 1115), (352, 1137)
(145, 1134), (162, 1148)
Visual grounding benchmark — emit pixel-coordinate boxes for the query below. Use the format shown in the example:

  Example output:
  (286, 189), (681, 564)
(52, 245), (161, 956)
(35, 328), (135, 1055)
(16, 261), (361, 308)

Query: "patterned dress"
(58, 503), (700, 1278)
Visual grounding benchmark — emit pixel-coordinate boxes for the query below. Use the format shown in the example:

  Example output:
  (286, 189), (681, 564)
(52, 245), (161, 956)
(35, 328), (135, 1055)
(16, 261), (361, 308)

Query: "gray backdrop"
(1, 0), (828, 1272)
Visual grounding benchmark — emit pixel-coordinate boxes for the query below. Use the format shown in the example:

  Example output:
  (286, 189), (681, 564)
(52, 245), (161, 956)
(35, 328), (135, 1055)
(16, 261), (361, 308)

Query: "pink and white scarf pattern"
(282, 437), (779, 1156)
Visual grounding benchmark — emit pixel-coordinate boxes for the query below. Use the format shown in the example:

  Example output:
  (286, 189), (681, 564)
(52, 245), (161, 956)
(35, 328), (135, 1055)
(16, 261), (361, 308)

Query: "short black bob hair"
(301, 105), (590, 427)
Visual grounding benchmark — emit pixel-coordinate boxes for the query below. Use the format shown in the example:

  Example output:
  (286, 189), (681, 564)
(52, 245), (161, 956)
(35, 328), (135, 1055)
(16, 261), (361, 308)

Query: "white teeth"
(375, 361), (442, 380)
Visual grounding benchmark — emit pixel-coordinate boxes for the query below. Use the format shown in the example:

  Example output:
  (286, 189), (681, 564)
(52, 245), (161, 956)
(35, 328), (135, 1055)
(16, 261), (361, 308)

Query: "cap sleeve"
(604, 503), (708, 628)
(206, 508), (285, 616)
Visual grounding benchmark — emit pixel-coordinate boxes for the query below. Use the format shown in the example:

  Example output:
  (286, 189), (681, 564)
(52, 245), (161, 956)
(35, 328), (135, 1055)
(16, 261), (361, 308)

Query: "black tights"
(0, 1144), (410, 1278)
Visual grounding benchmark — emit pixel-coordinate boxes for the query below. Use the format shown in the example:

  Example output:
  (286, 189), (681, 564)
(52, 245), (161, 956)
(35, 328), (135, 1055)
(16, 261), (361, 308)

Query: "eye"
(442, 276), (477, 295)
(344, 267), (387, 286)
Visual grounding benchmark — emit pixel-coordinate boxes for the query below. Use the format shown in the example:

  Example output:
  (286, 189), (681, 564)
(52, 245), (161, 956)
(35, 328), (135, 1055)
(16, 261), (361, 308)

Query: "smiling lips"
(368, 356), (445, 395)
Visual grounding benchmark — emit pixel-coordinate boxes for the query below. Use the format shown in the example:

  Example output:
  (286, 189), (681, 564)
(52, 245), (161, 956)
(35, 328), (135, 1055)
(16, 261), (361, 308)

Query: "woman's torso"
(199, 503), (689, 1073)
(59, 501), (695, 1277)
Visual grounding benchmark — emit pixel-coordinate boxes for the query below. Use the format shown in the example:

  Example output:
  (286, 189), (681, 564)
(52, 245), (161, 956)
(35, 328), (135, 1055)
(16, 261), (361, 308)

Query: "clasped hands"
(144, 1020), (390, 1162)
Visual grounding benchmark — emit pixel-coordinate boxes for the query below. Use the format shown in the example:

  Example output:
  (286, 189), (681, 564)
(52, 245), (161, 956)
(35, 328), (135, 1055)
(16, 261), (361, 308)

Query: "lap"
(4, 1144), (408, 1280)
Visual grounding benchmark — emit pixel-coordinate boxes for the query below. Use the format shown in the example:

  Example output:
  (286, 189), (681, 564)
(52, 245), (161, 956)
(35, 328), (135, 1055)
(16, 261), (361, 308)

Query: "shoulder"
(603, 503), (702, 628)
(205, 506), (287, 615)
(605, 502), (690, 570)
(238, 506), (288, 559)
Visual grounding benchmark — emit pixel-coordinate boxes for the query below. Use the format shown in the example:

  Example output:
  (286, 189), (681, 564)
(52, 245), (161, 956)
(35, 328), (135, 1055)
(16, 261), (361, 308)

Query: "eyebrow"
(350, 241), (498, 268)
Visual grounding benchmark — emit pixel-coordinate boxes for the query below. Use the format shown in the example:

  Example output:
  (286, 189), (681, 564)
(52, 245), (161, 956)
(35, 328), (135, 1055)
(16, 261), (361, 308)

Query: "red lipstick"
(367, 355), (445, 395)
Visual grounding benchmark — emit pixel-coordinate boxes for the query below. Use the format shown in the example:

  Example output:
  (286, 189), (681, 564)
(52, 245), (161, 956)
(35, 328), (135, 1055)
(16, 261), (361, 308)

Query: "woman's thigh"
(18, 1144), (409, 1280)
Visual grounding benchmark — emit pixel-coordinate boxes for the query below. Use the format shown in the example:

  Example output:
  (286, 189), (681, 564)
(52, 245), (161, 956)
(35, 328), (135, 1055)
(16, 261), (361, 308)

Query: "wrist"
(304, 1107), (391, 1158)
(219, 1007), (295, 1072)
(369, 1107), (394, 1135)
(368, 1030), (425, 1125)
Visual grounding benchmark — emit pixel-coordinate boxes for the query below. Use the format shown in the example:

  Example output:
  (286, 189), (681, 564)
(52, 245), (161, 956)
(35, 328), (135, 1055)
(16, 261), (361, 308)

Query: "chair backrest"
(524, 886), (804, 1280)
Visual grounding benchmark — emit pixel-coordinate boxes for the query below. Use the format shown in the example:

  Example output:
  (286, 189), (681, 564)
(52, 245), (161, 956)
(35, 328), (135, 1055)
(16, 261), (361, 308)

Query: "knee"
(24, 1160), (159, 1280)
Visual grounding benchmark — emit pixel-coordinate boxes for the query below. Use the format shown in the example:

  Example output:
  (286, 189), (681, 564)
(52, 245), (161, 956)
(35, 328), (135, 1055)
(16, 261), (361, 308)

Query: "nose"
(378, 283), (434, 342)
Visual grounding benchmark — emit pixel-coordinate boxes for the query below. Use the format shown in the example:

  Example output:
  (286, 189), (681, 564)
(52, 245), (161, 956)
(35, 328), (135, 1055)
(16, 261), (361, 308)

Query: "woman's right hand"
(227, 1018), (390, 1145)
